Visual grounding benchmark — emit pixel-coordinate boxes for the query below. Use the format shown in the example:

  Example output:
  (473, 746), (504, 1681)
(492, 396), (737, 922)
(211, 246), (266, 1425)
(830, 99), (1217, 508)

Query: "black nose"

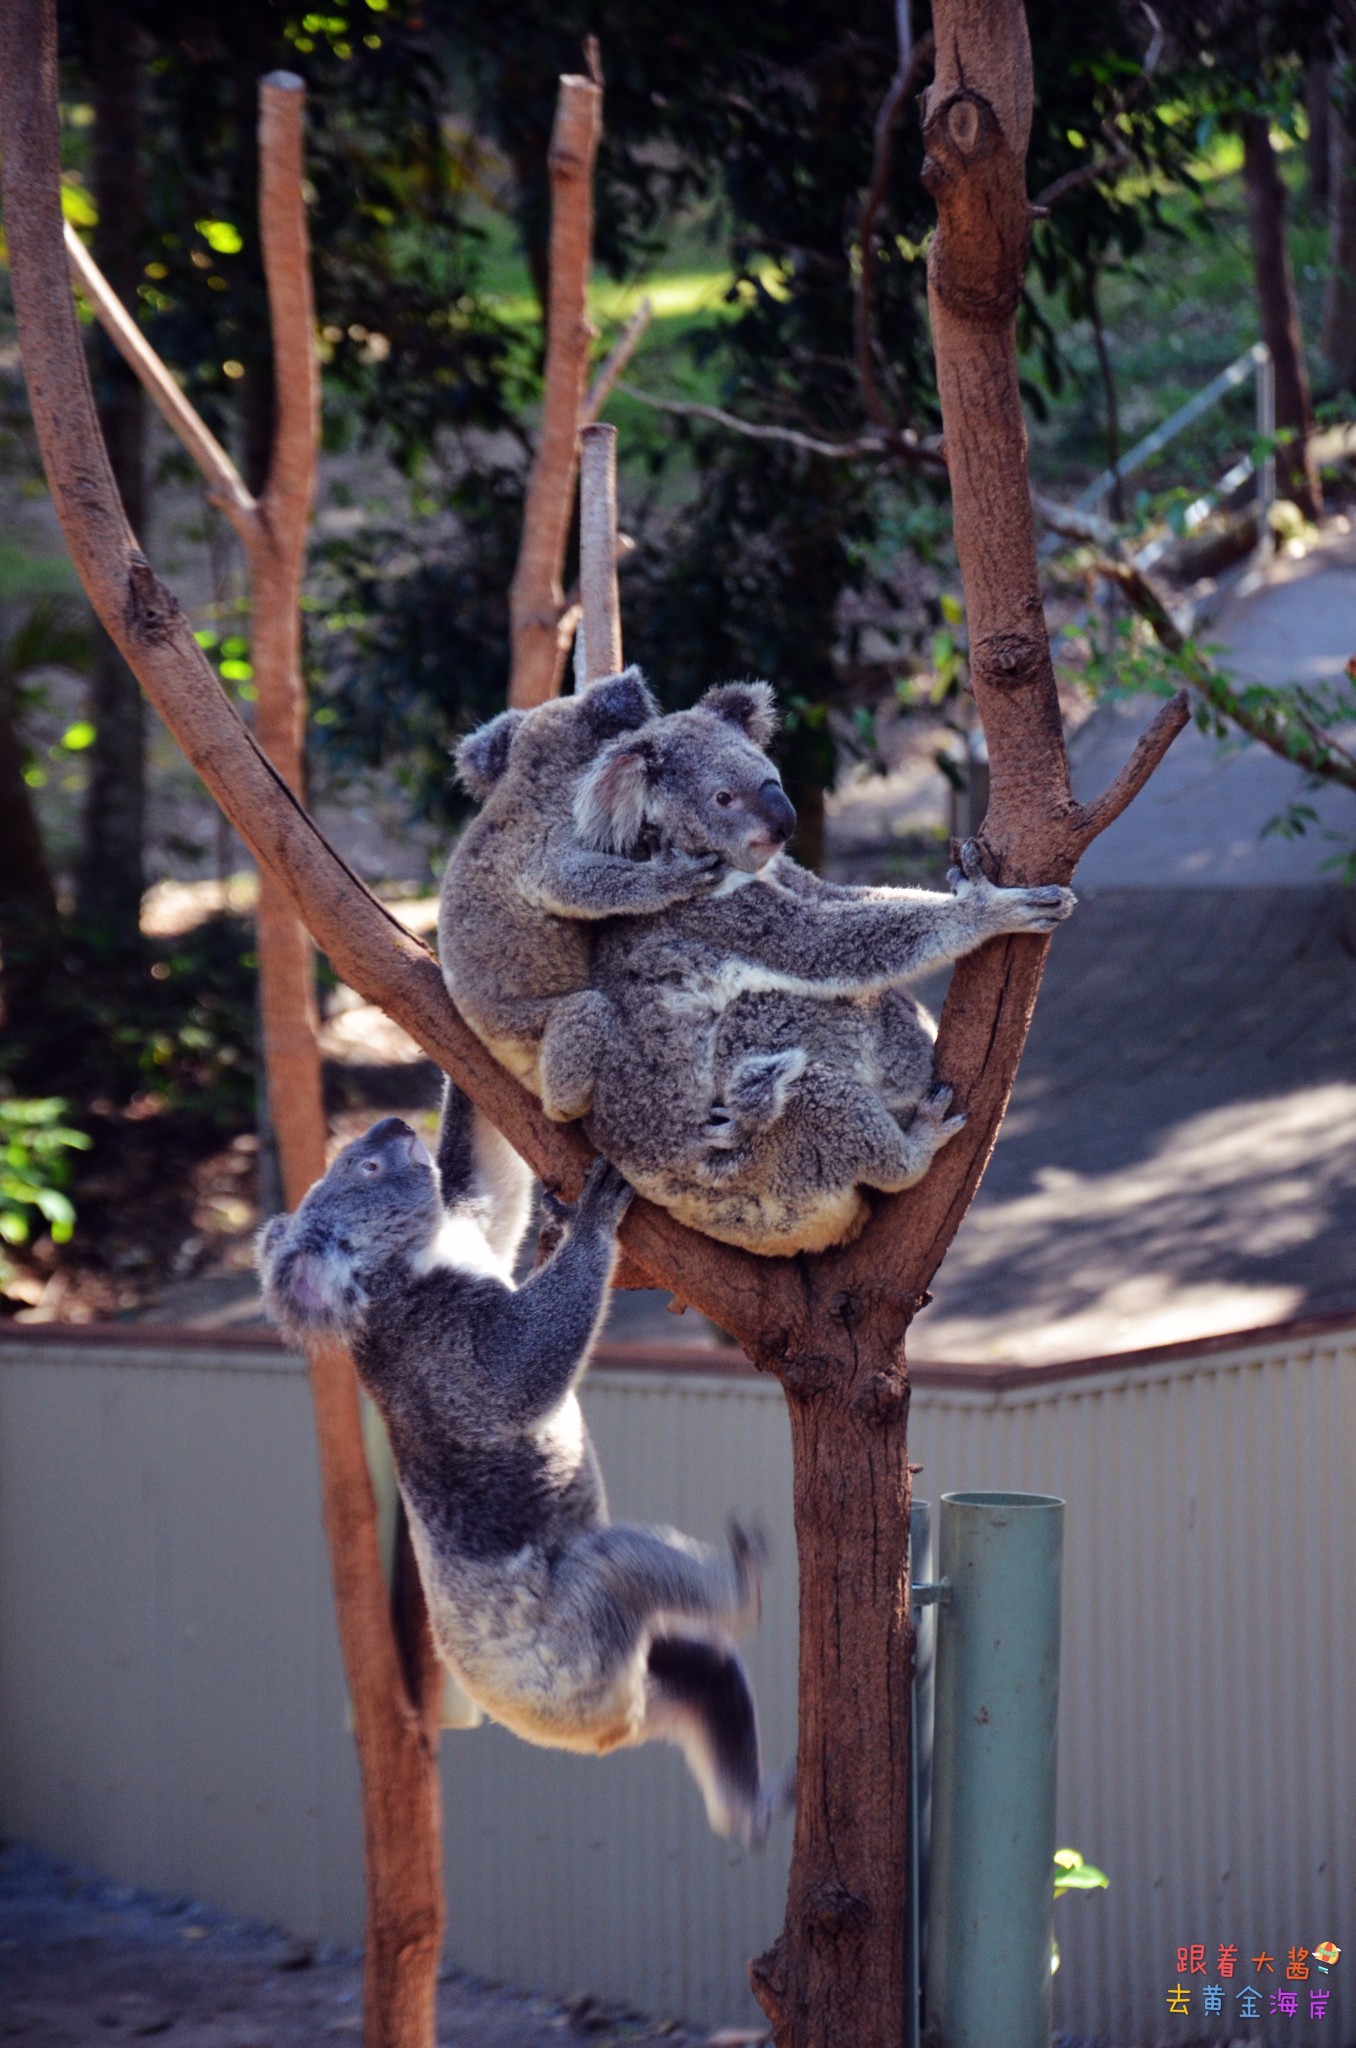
(757, 779), (797, 844)
(367, 1117), (414, 1146)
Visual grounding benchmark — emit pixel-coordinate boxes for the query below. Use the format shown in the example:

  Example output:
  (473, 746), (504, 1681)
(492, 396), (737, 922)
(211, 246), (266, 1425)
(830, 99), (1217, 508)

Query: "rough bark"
(508, 78), (601, 707)
(76, 3), (146, 956)
(2, 10), (1189, 2046)
(1322, 95), (1356, 388)
(1241, 114), (1323, 519)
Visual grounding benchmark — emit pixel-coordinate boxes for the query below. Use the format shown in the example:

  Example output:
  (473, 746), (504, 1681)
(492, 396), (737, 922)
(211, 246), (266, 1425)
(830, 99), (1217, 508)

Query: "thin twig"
(619, 380), (946, 467)
(578, 422), (622, 681)
(65, 221), (257, 542)
(1031, 5), (1164, 211)
(582, 297), (653, 424)
(854, 27), (935, 432)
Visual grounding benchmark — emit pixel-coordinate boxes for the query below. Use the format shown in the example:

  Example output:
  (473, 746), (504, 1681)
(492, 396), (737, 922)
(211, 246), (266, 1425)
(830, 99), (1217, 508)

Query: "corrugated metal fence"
(1, 1316), (1352, 2042)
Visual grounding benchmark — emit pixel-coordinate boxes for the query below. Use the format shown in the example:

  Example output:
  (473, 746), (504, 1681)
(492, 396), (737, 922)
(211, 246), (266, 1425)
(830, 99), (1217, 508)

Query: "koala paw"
(536, 1188), (571, 1261)
(578, 1156), (636, 1228)
(914, 1084), (968, 1153)
(948, 841), (1076, 935)
(655, 845), (726, 898)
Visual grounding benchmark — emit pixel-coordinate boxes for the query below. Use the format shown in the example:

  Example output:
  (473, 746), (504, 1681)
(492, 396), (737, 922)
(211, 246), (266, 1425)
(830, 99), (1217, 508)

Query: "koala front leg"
(728, 844), (1074, 993)
(467, 1159), (634, 1427)
(532, 842), (725, 919)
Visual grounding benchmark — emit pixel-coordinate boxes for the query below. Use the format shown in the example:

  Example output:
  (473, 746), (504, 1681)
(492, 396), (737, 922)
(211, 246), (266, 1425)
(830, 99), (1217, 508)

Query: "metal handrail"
(1075, 339), (1274, 519)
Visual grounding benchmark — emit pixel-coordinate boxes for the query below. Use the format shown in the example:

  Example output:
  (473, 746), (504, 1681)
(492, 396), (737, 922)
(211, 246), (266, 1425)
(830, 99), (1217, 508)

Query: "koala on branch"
(257, 1086), (788, 1846)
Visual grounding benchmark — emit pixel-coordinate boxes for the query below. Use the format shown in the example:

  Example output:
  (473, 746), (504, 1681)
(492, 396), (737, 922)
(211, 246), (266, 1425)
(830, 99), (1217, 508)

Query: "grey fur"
(438, 667), (798, 1122)
(581, 839), (1075, 1255)
(438, 671), (795, 1122)
(255, 1089), (788, 1846)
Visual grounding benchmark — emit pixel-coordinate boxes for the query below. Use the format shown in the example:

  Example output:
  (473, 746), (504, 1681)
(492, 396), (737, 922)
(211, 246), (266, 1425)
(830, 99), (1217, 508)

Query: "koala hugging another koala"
(258, 1087), (788, 1847)
(439, 669), (1076, 1256)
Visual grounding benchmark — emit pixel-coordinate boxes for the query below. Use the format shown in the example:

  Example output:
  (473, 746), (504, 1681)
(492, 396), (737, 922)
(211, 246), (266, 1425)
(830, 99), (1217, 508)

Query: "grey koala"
(437, 666), (793, 1123)
(256, 1086), (787, 1846)
(569, 693), (1076, 1253)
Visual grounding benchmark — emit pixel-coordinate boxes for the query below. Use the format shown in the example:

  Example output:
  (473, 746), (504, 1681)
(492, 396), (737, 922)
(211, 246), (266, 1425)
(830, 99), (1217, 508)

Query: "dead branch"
(578, 422), (622, 680)
(582, 297), (653, 424)
(65, 222), (257, 543)
(619, 380), (946, 468)
(508, 76), (602, 708)
(854, 26), (935, 432)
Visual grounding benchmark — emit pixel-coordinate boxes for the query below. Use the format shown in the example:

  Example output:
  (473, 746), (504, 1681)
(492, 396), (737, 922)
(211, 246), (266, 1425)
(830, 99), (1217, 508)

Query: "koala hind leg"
(539, 989), (614, 1123)
(795, 1068), (964, 1195)
(645, 1633), (782, 1846)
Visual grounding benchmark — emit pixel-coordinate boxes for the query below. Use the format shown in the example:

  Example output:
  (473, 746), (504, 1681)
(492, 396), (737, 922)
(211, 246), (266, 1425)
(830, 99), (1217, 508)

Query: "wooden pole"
(508, 76), (601, 707)
(578, 422), (622, 682)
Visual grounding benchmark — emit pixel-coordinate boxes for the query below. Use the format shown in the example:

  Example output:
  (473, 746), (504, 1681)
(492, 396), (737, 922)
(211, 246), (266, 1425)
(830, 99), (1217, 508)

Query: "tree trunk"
(751, 1316), (916, 2048)
(0, 660), (64, 1036)
(75, 3), (146, 957)
(1322, 94), (1356, 388)
(1307, 59), (1332, 213)
(1241, 113), (1323, 520)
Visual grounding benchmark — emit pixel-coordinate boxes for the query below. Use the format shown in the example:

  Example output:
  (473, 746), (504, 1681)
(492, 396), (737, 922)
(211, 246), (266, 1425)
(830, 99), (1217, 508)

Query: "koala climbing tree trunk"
(27, 48), (445, 2048)
(1, 4), (1188, 2047)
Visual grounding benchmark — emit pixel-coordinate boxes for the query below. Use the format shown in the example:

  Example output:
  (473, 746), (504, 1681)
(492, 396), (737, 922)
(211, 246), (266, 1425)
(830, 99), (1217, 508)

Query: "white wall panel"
(2, 1323), (1352, 2039)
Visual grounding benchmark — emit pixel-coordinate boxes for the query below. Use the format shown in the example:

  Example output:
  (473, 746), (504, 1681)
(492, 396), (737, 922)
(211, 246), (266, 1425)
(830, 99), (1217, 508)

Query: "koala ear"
(255, 1213), (291, 1279)
(573, 732), (660, 852)
(579, 664), (659, 741)
(455, 709), (527, 800)
(699, 680), (779, 746)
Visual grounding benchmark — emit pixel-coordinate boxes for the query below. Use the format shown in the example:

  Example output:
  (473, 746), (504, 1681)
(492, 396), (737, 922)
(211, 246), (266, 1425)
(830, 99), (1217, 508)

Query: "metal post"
(1255, 341), (1276, 533)
(924, 1491), (1065, 2048)
(907, 1501), (939, 2048)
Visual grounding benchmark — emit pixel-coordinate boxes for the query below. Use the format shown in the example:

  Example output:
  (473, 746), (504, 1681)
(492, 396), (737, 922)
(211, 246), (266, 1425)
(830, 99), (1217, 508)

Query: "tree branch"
(582, 297), (653, 425)
(1071, 688), (1190, 845)
(619, 380), (946, 468)
(508, 76), (602, 709)
(64, 221), (257, 544)
(578, 422), (622, 681)
(854, 27), (935, 432)
(254, 73), (319, 600)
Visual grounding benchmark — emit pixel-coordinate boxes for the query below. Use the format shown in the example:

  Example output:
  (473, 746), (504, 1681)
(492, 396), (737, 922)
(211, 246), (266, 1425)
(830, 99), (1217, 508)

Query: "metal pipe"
(925, 1491), (1065, 2048)
(907, 1500), (937, 2048)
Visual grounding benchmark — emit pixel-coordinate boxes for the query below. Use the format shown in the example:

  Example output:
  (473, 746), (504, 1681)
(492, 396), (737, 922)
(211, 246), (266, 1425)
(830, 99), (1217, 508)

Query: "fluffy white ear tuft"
(573, 734), (659, 852)
(455, 709), (527, 800)
(699, 680), (778, 746)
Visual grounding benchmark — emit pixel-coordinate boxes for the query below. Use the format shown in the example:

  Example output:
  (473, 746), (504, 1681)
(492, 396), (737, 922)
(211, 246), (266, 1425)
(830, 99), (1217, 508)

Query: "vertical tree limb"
(508, 76), (602, 708)
(1241, 112), (1323, 520)
(578, 422), (622, 682)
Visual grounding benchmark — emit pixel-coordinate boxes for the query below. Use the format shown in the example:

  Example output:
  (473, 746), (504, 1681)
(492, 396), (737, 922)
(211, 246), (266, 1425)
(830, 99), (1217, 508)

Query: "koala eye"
(358, 1157), (383, 1178)
(714, 790), (735, 807)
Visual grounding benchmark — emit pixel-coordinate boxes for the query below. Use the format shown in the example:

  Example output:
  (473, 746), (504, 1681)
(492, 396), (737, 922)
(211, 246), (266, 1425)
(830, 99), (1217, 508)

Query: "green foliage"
(1053, 1846), (1111, 1895)
(0, 1097), (91, 1253)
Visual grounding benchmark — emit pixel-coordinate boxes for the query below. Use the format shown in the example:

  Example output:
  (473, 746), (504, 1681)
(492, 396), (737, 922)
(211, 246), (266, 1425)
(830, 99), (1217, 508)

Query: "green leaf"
(195, 218), (244, 256)
(60, 720), (96, 751)
(940, 591), (964, 626)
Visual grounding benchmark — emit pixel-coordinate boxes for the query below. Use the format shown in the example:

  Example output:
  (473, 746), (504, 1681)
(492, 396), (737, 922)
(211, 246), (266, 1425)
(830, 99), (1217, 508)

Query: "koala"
(256, 1085), (787, 1847)
(582, 832), (1076, 1255)
(437, 667), (793, 1123)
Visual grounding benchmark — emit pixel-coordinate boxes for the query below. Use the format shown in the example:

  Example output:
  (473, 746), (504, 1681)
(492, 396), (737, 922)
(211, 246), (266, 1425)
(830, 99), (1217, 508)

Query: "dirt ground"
(0, 1841), (744, 2048)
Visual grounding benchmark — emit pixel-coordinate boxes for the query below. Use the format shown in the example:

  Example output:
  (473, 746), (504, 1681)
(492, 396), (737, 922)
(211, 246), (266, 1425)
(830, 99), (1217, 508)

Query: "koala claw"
(579, 1156), (635, 1224)
(656, 846), (726, 896)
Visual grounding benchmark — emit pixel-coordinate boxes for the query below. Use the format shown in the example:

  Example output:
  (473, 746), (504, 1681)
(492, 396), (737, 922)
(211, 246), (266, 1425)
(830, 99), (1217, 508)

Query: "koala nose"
(756, 780), (797, 844)
(368, 1117), (414, 1146)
